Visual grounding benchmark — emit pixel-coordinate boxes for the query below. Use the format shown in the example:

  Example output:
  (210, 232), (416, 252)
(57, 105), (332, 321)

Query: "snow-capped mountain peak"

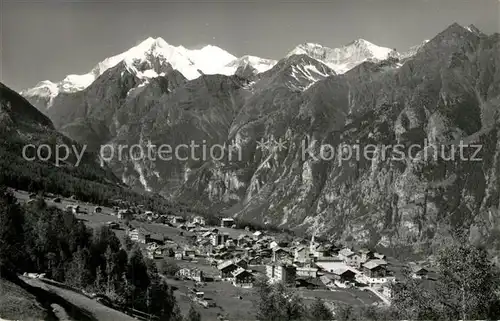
(286, 39), (395, 74)
(220, 55), (277, 75)
(21, 37), (239, 102)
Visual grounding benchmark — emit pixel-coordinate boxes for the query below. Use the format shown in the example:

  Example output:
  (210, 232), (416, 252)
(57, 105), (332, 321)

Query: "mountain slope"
(15, 23), (500, 252)
(179, 24), (500, 251)
(0, 81), (131, 204)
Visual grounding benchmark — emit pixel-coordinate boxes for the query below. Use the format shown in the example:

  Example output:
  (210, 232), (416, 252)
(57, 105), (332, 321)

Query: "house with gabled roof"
(218, 260), (239, 280)
(294, 246), (313, 263)
(362, 259), (388, 278)
(234, 258), (248, 269)
(253, 231), (263, 239)
(232, 268), (255, 288)
(409, 263), (428, 279)
(338, 248), (364, 267)
(331, 267), (356, 282)
(272, 247), (292, 263)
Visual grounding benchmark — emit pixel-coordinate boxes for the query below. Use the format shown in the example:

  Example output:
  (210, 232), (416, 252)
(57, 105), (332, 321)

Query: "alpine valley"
(19, 23), (500, 253)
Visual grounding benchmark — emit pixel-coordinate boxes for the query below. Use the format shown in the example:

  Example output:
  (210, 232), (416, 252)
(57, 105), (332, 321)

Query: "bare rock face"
(20, 24), (500, 252)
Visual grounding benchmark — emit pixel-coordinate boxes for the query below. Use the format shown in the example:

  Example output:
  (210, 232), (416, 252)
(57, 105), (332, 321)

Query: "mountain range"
(21, 35), (402, 108)
(15, 23), (500, 252)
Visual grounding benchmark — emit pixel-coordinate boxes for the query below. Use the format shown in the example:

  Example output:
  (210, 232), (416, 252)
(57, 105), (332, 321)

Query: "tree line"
(252, 243), (500, 321)
(0, 186), (201, 321)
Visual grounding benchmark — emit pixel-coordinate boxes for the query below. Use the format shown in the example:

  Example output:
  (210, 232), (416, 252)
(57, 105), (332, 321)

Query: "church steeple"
(309, 230), (316, 253)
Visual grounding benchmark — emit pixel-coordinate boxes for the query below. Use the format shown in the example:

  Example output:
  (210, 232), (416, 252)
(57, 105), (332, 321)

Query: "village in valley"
(17, 190), (433, 320)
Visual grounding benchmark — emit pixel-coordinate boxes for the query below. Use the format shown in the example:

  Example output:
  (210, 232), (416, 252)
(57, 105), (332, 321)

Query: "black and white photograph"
(0, 0), (500, 320)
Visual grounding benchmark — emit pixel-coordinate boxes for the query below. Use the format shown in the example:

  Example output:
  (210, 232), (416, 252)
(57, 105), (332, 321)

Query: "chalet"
(174, 251), (183, 260)
(362, 260), (388, 278)
(311, 245), (329, 259)
(339, 248), (362, 268)
(320, 275), (335, 288)
(253, 231), (263, 239)
(183, 248), (196, 258)
(202, 231), (213, 239)
(272, 247), (292, 263)
(410, 264), (428, 279)
(243, 247), (255, 257)
(247, 256), (262, 265)
(330, 267), (356, 283)
(338, 248), (354, 261)
(147, 245), (167, 259)
(214, 251), (232, 261)
(359, 249), (375, 263)
(225, 239), (236, 248)
(238, 235), (252, 247)
(215, 244), (227, 252)
(106, 221), (120, 230)
(234, 258), (248, 269)
(138, 229), (151, 244)
(146, 242), (159, 252)
(266, 264), (296, 286)
(117, 209), (132, 219)
(294, 247), (312, 263)
(198, 239), (212, 248)
(220, 218), (235, 228)
(172, 216), (186, 224)
(253, 239), (269, 250)
(258, 248), (272, 258)
(218, 261), (239, 280)
(192, 216), (206, 226)
(232, 268), (254, 288)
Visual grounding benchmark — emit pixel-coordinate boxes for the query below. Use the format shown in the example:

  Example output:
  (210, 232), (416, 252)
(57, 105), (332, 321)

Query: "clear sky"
(1, 0), (499, 91)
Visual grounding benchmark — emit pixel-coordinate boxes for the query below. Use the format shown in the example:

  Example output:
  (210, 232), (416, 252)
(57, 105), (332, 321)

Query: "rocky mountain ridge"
(17, 23), (500, 252)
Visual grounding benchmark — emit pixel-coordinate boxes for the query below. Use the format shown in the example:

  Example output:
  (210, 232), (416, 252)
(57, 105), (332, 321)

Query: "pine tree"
(0, 188), (26, 274)
(105, 245), (115, 295)
(308, 298), (333, 320)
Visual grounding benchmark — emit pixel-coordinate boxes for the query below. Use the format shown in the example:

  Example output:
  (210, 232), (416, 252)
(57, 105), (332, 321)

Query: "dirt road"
(21, 277), (135, 321)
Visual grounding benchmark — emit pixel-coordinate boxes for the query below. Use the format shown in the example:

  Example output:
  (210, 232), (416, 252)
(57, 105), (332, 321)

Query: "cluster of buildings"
(115, 211), (431, 305)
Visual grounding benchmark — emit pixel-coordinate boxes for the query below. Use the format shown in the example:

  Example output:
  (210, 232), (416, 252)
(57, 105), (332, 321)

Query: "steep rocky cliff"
(20, 24), (500, 251)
